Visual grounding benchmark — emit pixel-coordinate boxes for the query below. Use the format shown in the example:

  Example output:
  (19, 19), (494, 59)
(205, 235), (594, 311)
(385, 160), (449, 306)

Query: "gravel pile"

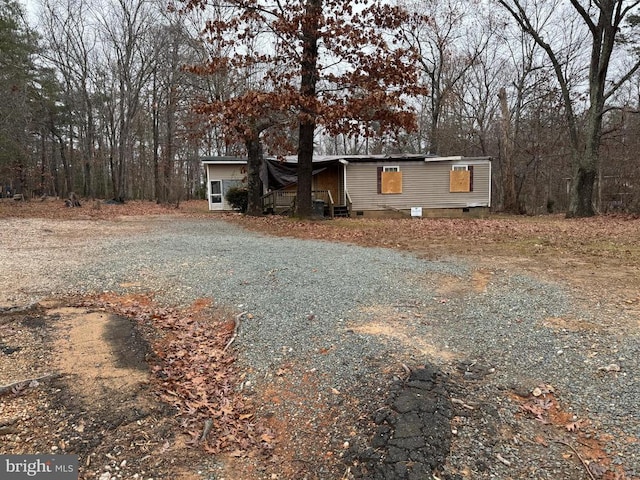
(3, 216), (638, 479)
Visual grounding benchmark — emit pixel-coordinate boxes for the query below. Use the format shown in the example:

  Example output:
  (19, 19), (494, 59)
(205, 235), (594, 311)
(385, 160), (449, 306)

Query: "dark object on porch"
(313, 199), (325, 217)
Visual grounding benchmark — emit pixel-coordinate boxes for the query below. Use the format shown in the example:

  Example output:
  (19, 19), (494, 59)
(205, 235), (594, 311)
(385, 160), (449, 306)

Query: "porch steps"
(332, 205), (349, 218)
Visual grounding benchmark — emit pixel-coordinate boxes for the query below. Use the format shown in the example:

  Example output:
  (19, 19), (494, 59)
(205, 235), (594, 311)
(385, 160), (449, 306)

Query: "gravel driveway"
(1, 215), (638, 479)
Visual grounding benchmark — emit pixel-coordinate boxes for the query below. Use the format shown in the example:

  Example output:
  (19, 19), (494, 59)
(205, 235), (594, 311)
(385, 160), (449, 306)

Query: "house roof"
(201, 156), (248, 165)
(201, 154), (491, 165)
(271, 154), (433, 164)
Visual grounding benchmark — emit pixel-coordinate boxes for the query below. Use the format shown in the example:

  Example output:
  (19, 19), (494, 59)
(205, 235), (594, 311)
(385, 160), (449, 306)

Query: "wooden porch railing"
(262, 190), (296, 214)
(345, 190), (353, 217)
(326, 190), (335, 218)
(262, 189), (335, 216)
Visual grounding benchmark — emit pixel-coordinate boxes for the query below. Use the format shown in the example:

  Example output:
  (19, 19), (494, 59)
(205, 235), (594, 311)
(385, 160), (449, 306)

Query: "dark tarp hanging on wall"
(260, 157), (340, 191)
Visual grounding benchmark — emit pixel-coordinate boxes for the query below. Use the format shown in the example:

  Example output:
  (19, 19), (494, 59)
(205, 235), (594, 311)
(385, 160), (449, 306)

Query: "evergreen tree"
(0, 0), (39, 195)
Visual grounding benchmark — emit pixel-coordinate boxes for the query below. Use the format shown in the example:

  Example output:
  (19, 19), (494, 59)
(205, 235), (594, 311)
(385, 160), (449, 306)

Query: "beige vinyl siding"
(207, 164), (246, 180)
(347, 161), (490, 211)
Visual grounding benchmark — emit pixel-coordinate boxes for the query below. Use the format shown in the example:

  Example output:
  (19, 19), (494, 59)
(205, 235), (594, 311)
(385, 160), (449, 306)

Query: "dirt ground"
(1, 199), (639, 479)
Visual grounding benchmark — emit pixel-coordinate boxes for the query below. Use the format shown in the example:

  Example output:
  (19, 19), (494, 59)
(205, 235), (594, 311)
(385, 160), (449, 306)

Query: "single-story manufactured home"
(202, 154), (492, 217)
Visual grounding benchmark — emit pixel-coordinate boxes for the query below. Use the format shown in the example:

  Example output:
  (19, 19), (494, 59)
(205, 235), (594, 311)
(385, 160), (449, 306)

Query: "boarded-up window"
(377, 166), (403, 194)
(381, 171), (403, 194)
(450, 165), (474, 192)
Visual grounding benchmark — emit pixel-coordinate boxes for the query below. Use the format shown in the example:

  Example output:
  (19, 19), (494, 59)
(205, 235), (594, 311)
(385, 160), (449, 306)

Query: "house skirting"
(352, 206), (490, 219)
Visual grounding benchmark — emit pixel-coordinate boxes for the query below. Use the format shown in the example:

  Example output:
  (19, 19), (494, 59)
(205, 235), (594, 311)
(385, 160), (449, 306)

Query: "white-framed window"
(452, 165), (469, 171)
(383, 165), (400, 172)
(222, 179), (243, 198)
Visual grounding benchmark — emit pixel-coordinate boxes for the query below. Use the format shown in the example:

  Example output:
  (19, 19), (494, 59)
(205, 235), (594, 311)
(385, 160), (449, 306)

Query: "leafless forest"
(2, 0), (640, 215)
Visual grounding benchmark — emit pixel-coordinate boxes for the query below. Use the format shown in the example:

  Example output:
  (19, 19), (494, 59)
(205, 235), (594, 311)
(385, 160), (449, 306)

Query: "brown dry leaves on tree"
(182, 0), (425, 145)
(79, 294), (275, 458)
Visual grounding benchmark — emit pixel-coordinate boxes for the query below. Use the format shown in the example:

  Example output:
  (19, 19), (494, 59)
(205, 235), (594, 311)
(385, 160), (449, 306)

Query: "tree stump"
(64, 192), (81, 207)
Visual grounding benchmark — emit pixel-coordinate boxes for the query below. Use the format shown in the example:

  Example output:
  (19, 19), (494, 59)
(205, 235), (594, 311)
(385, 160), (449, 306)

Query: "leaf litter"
(80, 293), (275, 459)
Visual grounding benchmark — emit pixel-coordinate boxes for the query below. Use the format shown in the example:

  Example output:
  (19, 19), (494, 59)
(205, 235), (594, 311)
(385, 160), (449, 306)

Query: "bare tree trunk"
(568, 156), (597, 216)
(49, 132), (59, 197)
(498, 87), (519, 213)
(297, 122), (315, 217)
(83, 92), (95, 198)
(40, 131), (47, 196)
(54, 134), (71, 198)
(245, 136), (263, 216)
(67, 122), (74, 197)
(296, 0), (322, 219)
(163, 83), (176, 204)
(115, 102), (127, 202)
(568, 105), (602, 216)
(152, 70), (160, 202)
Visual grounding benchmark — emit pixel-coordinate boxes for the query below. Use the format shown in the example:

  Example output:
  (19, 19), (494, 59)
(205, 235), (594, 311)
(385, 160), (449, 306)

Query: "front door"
(209, 180), (223, 210)
(313, 163), (343, 204)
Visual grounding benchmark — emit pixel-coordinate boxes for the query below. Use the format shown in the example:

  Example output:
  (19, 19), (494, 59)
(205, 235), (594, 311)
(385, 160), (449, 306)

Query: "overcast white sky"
(21, 0), (38, 25)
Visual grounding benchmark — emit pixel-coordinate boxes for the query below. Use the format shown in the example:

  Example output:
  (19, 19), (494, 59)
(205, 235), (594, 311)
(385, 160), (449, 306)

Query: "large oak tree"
(182, 0), (425, 217)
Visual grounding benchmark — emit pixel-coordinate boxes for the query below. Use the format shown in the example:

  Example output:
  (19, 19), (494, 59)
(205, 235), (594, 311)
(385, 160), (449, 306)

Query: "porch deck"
(262, 189), (351, 218)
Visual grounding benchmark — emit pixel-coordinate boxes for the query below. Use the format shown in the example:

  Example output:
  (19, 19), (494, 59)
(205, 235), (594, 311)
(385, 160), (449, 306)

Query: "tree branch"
(568, 0), (597, 34)
(497, 0), (580, 150)
(619, 1), (640, 22)
(605, 58), (640, 100)
(0, 373), (62, 396)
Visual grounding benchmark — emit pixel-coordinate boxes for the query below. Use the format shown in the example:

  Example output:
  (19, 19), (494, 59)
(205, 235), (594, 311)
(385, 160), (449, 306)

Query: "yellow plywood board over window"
(450, 170), (471, 192)
(381, 171), (403, 194)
